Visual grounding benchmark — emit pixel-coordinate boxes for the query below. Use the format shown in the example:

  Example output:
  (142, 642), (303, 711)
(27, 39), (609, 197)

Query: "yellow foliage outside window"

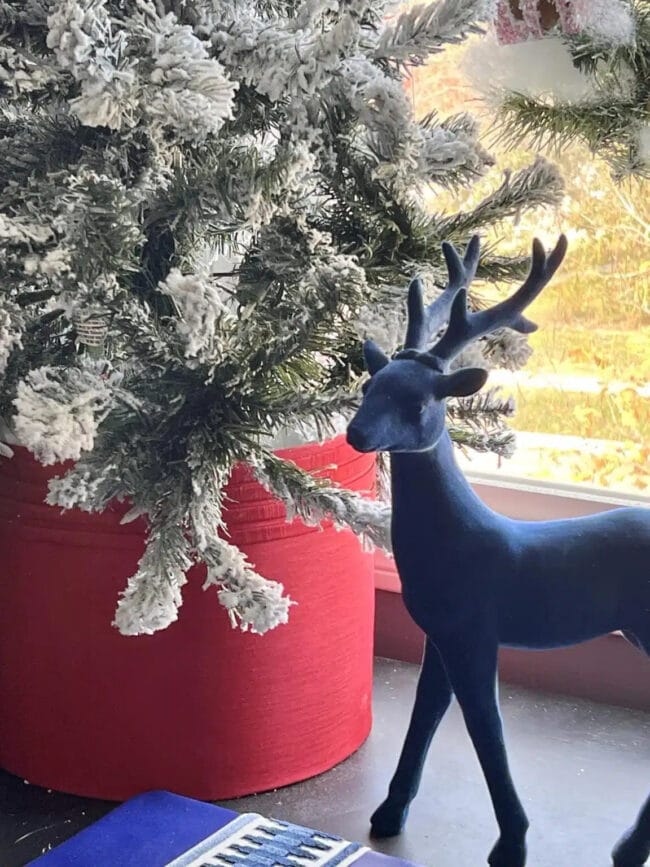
(409, 38), (650, 496)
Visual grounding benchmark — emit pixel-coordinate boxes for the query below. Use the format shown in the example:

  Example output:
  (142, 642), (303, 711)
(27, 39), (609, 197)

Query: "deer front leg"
(441, 636), (528, 867)
(371, 638), (452, 838)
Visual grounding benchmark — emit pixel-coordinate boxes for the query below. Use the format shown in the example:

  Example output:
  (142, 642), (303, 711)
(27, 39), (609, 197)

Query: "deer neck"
(389, 429), (495, 534)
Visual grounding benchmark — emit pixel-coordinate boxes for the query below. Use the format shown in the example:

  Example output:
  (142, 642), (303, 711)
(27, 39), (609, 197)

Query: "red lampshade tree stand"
(0, 437), (376, 801)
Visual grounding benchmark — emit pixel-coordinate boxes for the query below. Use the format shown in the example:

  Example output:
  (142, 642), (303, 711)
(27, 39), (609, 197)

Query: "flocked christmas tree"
(490, 0), (649, 179)
(0, 0), (563, 636)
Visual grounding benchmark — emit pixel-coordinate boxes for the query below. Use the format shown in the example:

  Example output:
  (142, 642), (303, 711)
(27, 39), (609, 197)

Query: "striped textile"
(169, 813), (367, 867)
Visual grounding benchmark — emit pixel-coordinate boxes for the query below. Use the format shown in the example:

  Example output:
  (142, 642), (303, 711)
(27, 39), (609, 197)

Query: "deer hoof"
(487, 836), (527, 867)
(612, 829), (650, 867)
(370, 800), (408, 838)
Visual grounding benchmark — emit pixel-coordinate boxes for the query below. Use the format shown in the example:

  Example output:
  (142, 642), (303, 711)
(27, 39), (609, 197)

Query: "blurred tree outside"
(407, 35), (650, 495)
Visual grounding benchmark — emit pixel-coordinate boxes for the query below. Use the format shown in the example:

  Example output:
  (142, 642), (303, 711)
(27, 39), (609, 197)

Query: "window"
(409, 37), (650, 498)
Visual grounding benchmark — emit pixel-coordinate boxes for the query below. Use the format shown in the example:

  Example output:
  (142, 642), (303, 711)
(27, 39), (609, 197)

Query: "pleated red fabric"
(0, 437), (375, 800)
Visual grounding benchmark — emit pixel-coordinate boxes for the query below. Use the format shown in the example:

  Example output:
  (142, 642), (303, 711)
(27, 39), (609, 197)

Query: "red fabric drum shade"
(0, 436), (376, 800)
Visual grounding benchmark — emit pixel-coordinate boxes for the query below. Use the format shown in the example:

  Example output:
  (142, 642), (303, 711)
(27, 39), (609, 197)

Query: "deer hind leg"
(371, 638), (452, 838)
(611, 623), (650, 865)
(613, 625), (649, 866)
(442, 634), (528, 867)
(613, 793), (650, 867)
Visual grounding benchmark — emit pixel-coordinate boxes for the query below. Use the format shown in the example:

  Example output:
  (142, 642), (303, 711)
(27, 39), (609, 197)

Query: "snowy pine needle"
(375, 0), (496, 66)
(252, 453), (392, 553)
(13, 361), (122, 465)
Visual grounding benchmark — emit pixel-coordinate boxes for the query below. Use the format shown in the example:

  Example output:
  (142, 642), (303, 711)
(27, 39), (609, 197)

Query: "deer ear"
(363, 339), (389, 376)
(435, 367), (488, 399)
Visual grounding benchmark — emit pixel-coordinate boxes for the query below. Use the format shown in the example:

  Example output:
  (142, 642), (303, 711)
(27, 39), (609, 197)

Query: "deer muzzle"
(346, 422), (374, 453)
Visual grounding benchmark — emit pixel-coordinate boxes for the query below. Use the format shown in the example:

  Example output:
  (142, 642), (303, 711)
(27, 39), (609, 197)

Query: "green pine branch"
(493, 92), (645, 156)
(433, 157), (564, 239)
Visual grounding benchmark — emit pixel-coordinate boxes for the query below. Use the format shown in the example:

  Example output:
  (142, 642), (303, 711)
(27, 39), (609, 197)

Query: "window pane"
(410, 39), (650, 497)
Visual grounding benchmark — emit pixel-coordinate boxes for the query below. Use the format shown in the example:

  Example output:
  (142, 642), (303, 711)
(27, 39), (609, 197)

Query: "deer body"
(392, 434), (650, 651)
(346, 236), (650, 867)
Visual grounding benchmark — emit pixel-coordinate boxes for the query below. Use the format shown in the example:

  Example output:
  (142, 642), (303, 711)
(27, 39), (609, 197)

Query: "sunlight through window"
(408, 36), (650, 497)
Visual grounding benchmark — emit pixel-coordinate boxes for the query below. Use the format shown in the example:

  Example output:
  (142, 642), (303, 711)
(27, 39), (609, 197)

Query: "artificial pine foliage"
(0, 0), (562, 635)
(492, 1), (650, 179)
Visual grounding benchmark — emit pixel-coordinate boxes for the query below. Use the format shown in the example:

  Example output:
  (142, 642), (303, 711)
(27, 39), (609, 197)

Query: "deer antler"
(429, 235), (568, 366)
(404, 235), (481, 351)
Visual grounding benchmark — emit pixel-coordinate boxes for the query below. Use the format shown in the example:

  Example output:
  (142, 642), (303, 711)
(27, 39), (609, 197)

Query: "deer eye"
(403, 399), (424, 422)
(419, 397), (435, 416)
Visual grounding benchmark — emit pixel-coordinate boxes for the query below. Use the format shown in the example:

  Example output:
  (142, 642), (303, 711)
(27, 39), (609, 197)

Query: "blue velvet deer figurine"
(346, 235), (650, 867)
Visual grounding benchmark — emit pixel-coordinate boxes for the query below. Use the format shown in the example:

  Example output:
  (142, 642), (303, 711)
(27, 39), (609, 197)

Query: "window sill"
(467, 470), (650, 512)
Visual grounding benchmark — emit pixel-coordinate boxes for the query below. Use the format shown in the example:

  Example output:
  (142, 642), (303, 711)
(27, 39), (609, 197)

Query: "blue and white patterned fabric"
(169, 813), (367, 867)
(30, 790), (417, 867)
